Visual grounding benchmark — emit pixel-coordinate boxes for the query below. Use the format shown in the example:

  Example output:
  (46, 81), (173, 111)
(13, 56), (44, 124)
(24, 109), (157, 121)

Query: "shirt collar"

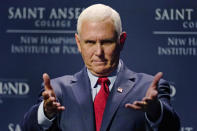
(87, 61), (121, 88)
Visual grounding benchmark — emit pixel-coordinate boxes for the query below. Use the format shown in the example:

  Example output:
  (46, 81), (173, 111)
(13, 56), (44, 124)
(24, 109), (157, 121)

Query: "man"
(21, 4), (180, 131)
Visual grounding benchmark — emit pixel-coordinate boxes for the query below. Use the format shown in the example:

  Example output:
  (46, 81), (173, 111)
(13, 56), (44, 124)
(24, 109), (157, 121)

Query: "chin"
(93, 68), (112, 77)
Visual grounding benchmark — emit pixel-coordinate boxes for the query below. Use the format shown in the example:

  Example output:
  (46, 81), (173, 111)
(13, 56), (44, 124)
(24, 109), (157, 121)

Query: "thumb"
(43, 73), (53, 91)
(150, 72), (163, 89)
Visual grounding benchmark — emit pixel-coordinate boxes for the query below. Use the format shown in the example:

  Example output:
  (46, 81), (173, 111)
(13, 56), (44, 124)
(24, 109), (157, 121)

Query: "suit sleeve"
(20, 87), (60, 131)
(20, 103), (43, 131)
(157, 80), (180, 131)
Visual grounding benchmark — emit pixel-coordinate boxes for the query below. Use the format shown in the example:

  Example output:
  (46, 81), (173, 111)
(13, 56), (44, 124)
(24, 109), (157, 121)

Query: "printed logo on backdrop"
(170, 84), (176, 98)
(6, 7), (84, 55)
(8, 123), (21, 131)
(0, 78), (30, 104)
(153, 8), (197, 56)
(181, 127), (194, 131)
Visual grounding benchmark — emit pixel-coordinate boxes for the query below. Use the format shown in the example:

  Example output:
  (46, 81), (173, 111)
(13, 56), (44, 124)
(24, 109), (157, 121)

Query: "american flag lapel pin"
(117, 87), (123, 93)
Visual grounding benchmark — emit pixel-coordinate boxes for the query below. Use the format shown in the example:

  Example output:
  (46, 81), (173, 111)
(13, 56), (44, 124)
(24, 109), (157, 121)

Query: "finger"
(53, 101), (61, 107)
(134, 101), (148, 107)
(52, 102), (65, 111)
(43, 73), (56, 98)
(142, 98), (154, 106)
(49, 102), (65, 112)
(53, 101), (65, 110)
(52, 101), (65, 109)
(150, 72), (163, 89)
(144, 90), (158, 100)
(43, 73), (53, 91)
(45, 97), (56, 107)
(142, 97), (152, 102)
(125, 100), (148, 110)
(125, 103), (142, 110)
(42, 91), (50, 100)
(57, 106), (65, 111)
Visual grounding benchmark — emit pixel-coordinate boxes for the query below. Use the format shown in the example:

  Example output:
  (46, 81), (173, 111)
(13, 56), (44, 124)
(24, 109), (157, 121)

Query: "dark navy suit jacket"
(21, 61), (180, 131)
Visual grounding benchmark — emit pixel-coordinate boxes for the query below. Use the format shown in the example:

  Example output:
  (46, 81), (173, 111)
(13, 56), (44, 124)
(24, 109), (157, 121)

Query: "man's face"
(75, 19), (125, 77)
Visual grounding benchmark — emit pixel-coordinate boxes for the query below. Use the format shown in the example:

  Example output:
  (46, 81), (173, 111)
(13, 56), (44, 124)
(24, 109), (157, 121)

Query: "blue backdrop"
(0, 0), (196, 131)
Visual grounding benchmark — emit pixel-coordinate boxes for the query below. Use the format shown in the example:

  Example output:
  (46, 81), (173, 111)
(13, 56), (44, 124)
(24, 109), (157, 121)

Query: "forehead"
(79, 19), (117, 39)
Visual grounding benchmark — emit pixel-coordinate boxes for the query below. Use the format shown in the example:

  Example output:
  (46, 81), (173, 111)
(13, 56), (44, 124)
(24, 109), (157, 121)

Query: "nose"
(95, 43), (103, 56)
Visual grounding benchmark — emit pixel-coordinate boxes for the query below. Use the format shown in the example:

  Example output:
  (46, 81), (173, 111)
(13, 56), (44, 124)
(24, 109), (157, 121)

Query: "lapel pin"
(117, 87), (123, 93)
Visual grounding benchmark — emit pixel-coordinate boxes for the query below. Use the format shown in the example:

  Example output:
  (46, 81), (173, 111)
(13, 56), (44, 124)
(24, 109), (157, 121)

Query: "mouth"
(92, 60), (106, 65)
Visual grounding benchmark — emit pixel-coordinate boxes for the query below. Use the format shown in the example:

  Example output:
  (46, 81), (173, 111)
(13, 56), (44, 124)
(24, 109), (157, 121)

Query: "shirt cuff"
(37, 101), (55, 130)
(145, 100), (163, 130)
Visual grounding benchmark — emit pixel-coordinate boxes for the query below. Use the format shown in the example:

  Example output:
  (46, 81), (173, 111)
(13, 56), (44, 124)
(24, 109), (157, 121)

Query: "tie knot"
(97, 77), (110, 85)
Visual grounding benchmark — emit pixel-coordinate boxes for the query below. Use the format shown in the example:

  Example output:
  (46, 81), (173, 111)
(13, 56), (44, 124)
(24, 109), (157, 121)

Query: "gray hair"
(77, 4), (122, 36)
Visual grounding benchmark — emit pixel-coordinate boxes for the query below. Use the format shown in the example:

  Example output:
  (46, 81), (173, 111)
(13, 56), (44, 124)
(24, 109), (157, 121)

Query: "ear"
(75, 33), (81, 53)
(119, 32), (127, 50)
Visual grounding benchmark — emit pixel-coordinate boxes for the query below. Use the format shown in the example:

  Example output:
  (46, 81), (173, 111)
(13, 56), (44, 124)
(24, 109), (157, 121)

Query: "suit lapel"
(101, 62), (137, 131)
(71, 68), (95, 131)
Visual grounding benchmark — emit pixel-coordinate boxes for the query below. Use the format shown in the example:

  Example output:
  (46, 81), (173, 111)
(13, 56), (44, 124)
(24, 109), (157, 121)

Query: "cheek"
(105, 46), (119, 59)
(81, 47), (93, 61)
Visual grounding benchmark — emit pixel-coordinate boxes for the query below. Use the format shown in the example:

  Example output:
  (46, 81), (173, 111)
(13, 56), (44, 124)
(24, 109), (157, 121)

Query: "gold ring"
(143, 101), (147, 105)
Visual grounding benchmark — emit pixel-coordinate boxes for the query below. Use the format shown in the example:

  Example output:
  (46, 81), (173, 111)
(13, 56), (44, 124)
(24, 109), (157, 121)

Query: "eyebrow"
(84, 37), (116, 43)
(100, 38), (115, 43)
(84, 40), (96, 43)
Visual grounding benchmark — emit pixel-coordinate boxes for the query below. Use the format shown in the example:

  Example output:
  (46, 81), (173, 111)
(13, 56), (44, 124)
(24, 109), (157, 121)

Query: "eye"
(101, 39), (115, 45)
(85, 40), (96, 44)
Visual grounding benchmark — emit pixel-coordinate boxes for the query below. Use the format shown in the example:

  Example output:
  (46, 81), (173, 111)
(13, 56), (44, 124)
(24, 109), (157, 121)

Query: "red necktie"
(94, 77), (110, 131)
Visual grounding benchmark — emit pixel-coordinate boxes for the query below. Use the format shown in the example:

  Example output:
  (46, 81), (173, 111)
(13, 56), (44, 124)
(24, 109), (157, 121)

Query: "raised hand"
(42, 73), (65, 119)
(125, 72), (163, 121)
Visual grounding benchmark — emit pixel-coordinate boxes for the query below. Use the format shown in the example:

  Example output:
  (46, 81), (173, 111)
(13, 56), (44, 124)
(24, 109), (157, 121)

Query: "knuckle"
(42, 91), (47, 96)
